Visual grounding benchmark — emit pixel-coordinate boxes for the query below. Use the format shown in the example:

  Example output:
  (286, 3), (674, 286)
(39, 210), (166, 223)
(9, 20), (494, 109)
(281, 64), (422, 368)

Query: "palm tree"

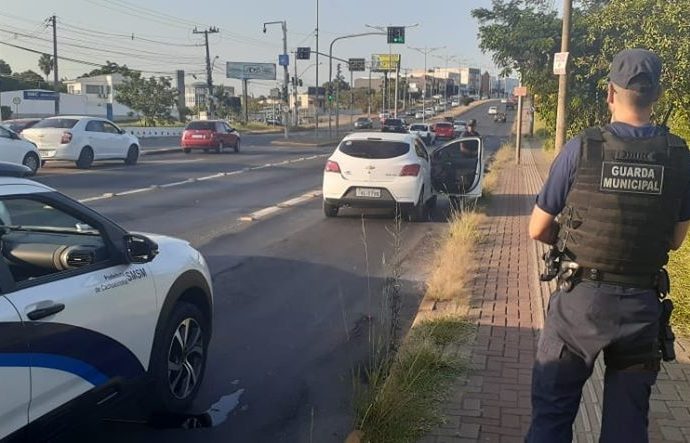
(38, 54), (53, 82)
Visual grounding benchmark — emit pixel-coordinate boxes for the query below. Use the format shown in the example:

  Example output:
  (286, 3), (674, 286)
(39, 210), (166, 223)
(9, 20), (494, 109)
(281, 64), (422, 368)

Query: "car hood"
(134, 232), (189, 248)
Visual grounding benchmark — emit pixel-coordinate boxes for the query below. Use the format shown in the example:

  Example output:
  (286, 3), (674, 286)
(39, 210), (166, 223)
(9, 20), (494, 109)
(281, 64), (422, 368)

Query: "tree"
(38, 54), (53, 82)
(80, 61), (132, 78)
(472, 0), (690, 142)
(0, 106), (11, 121)
(115, 72), (177, 126)
(0, 60), (11, 75)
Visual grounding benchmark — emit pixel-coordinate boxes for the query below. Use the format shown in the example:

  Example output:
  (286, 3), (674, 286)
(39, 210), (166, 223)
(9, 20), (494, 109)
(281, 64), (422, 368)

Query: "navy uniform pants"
(526, 281), (660, 442)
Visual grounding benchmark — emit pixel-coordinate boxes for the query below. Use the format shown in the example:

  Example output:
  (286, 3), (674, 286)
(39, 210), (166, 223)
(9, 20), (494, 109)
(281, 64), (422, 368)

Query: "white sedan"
(488, 106), (498, 115)
(323, 132), (486, 220)
(22, 116), (140, 169)
(0, 125), (41, 175)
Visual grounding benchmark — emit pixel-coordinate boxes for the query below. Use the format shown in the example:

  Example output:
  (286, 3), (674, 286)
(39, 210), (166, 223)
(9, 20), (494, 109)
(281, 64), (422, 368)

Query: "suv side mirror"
(124, 234), (159, 264)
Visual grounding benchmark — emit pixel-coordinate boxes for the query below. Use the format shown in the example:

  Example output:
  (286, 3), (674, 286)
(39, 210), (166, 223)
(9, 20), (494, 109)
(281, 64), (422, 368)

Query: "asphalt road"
(36, 100), (514, 443)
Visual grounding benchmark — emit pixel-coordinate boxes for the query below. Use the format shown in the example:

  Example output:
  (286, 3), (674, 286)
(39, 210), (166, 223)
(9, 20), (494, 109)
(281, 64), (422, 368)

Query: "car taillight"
(325, 160), (341, 173)
(61, 132), (72, 144)
(400, 164), (421, 177)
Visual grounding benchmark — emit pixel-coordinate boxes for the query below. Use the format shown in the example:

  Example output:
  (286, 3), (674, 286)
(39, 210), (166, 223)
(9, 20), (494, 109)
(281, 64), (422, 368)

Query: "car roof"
(43, 115), (95, 120)
(342, 132), (415, 143)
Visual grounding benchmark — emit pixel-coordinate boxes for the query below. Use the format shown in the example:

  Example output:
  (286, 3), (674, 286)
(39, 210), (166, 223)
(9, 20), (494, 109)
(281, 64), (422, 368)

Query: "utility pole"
(243, 79), (249, 124)
(193, 26), (219, 119)
(408, 46), (444, 123)
(335, 63), (341, 135)
(315, 0), (319, 138)
(554, 0), (573, 154)
(263, 20), (289, 139)
(368, 63), (372, 117)
(48, 15), (59, 115)
(293, 52), (299, 126)
(350, 68), (354, 127)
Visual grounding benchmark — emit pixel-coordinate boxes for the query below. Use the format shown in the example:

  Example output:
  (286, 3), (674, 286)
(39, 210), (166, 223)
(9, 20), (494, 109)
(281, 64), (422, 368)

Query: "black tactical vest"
(557, 127), (690, 274)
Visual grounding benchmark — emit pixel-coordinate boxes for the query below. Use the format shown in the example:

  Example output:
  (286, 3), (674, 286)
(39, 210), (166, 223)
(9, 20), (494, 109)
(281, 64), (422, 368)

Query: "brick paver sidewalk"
(420, 137), (690, 442)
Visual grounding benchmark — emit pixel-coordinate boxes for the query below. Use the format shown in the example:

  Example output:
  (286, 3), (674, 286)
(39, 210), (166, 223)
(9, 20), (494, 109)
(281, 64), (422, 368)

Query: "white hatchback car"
(0, 164), (213, 441)
(323, 132), (486, 220)
(0, 125), (41, 175)
(409, 123), (436, 145)
(323, 133), (434, 221)
(22, 116), (140, 169)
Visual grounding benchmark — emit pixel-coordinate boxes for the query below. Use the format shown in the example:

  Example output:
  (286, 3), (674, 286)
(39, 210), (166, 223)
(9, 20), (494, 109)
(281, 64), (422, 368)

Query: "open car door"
(430, 136), (484, 200)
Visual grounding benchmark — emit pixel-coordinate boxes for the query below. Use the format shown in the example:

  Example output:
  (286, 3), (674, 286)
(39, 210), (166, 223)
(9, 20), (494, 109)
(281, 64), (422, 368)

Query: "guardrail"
(121, 127), (184, 138)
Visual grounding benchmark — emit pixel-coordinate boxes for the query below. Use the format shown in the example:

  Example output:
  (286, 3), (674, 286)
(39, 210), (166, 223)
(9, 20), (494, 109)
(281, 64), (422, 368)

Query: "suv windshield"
(436, 123), (452, 128)
(410, 124), (427, 131)
(32, 118), (78, 129)
(339, 139), (410, 159)
(356, 117), (369, 122)
(186, 121), (216, 131)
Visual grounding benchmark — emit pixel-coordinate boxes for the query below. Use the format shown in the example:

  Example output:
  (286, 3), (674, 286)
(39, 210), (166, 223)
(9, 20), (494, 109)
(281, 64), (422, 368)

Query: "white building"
(0, 89), (135, 121)
(184, 83), (235, 109)
(65, 73), (125, 105)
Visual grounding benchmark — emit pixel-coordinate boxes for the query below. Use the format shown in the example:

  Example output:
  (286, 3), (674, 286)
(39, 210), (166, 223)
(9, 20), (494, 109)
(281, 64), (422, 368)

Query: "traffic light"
(387, 26), (405, 44)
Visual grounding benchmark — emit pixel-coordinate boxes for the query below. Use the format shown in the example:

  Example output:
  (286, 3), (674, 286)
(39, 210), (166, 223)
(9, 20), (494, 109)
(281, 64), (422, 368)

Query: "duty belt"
(576, 267), (658, 289)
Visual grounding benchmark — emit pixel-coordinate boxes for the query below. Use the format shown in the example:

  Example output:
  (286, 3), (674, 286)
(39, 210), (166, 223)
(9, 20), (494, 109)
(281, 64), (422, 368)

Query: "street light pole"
(327, 31), (386, 137)
(263, 20), (289, 139)
(408, 46), (444, 123)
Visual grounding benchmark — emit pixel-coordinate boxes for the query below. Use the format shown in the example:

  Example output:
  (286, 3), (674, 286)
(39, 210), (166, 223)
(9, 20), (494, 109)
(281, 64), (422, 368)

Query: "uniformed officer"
(462, 119), (480, 137)
(526, 49), (690, 442)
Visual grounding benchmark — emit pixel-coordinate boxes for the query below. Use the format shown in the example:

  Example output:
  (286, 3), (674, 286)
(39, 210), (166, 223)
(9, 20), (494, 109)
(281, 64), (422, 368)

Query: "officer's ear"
(607, 82), (616, 105)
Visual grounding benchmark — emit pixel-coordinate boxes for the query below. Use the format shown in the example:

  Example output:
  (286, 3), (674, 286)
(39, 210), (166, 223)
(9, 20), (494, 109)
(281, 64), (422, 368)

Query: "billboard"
(23, 90), (59, 100)
(371, 54), (400, 72)
(226, 62), (277, 80)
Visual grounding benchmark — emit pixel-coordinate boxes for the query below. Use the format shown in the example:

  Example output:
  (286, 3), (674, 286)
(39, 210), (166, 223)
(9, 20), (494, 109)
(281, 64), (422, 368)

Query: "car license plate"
(192, 134), (203, 139)
(356, 188), (381, 198)
(39, 150), (55, 158)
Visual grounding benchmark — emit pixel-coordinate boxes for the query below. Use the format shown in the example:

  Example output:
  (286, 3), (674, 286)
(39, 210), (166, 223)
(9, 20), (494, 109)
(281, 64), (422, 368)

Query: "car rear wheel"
(149, 302), (209, 414)
(125, 144), (139, 165)
(323, 201), (339, 218)
(405, 189), (427, 222)
(22, 152), (40, 176)
(76, 147), (94, 169)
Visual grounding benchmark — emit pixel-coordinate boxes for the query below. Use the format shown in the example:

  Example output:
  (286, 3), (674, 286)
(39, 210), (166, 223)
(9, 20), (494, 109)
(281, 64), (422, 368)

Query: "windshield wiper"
(0, 225), (99, 235)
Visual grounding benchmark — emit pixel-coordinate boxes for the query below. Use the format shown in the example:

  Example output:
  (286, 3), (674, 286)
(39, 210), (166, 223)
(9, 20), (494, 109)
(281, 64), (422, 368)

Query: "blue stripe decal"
(0, 353), (109, 386)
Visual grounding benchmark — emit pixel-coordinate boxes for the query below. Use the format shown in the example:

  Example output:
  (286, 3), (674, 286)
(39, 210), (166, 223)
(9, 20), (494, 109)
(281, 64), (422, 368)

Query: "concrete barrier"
(122, 127), (184, 138)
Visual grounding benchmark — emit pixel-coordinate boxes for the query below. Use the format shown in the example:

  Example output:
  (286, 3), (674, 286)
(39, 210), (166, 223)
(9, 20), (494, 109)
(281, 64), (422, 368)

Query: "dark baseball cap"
(609, 49), (662, 92)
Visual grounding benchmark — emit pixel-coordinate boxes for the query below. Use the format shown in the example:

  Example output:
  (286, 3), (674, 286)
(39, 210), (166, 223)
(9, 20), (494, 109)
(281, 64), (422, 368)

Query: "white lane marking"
(239, 189), (322, 221)
(114, 187), (151, 196)
(75, 155), (329, 203)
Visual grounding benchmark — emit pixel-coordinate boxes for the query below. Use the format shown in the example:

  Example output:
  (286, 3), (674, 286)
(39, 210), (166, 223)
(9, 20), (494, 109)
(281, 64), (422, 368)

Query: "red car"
(433, 122), (455, 140)
(181, 120), (241, 153)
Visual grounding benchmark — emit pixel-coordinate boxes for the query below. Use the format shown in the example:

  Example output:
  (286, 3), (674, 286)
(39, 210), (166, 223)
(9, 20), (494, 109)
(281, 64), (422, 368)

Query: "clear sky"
(0, 0), (517, 96)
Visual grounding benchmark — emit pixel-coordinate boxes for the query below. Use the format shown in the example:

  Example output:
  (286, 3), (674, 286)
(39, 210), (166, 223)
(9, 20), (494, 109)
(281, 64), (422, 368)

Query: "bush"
(461, 97), (475, 106)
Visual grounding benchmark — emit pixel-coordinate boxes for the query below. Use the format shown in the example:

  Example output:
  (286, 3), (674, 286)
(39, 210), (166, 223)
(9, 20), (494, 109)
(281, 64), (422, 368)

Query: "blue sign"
(278, 54), (289, 67)
(23, 90), (58, 101)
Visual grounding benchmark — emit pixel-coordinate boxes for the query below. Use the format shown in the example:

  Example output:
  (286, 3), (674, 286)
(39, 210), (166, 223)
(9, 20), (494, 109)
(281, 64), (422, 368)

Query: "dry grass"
(483, 143), (515, 196)
(667, 241), (690, 337)
(354, 317), (475, 443)
(425, 210), (485, 303)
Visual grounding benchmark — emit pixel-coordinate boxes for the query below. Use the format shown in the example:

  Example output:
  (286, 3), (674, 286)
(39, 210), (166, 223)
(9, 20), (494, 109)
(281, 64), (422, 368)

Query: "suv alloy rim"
(167, 317), (204, 399)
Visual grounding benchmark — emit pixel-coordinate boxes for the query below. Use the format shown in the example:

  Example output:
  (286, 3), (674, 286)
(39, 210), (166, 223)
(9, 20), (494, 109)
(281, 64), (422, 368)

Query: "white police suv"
(0, 164), (213, 441)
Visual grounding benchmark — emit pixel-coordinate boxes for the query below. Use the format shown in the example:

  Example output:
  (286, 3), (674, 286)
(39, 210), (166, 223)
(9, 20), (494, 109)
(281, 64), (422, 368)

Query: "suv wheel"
(149, 302), (209, 413)
(76, 147), (94, 169)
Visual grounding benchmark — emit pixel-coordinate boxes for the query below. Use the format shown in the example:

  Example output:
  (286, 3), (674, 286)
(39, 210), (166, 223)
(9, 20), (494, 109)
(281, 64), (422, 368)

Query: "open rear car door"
(430, 137), (484, 201)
